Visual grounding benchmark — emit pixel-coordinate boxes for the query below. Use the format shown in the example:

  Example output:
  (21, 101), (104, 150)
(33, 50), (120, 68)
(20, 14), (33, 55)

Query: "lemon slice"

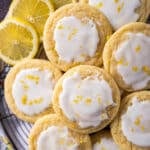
(52, 0), (73, 9)
(7, 0), (54, 39)
(0, 18), (39, 65)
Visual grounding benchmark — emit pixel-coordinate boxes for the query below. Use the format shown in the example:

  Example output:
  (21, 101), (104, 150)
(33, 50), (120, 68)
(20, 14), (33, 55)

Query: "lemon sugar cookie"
(111, 91), (150, 150)
(103, 22), (150, 92)
(29, 115), (92, 150)
(80, 0), (150, 30)
(4, 59), (62, 123)
(52, 65), (120, 134)
(91, 130), (120, 150)
(44, 3), (112, 71)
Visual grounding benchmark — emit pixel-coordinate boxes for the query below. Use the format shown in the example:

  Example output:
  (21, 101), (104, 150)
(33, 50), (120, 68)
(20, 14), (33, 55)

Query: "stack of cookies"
(3, 1), (150, 150)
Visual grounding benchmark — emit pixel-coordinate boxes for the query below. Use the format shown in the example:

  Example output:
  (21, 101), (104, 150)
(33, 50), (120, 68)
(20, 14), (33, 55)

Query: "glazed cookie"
(43, 3), (112, 71)
(80, 0), (150, 30)
(91, 130), (120, 150)
(103, 22), (150, 92)
(52, 65), (120, 134)
(111, 91), (150, 150)
(4, 59), (62, 123)
(29, 114), (92, 150)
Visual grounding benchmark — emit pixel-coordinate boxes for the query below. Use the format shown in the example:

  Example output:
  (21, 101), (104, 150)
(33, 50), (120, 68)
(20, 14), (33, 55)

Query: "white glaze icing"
(121, 97), (150, 147)
(12, 68), (54, 115)
(114, 33), (150, 90)
(59, 72), (115, 128)
(93, 137), (120, 150)
(37, 126), (79, 150)
(89, 0), (140, 30)
(54, 16), (99, 62)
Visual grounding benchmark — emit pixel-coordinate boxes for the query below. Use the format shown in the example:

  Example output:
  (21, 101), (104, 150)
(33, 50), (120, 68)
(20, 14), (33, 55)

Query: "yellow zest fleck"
(21, 95), (27, 105)
(117, 58), (128, 66)
(76, 95), (83, 100)
(97, 96), (102, 104)
(23, 84), (29, 90)
(68, 28), (78, 40)
(58, 138), (65, 145)
(134, 116), (141, 126)
(114, 0), (119, 3)
(26, 74), (40, 84)
(20, 80), (29, 90)
(22, 96), (43, 106)
(140, 125), (145, 131)
(33, 98), (43, 104)
(132, 66), (138, 72)
(142, 66), (150, 75)
(57, 25), (64, 30)
(73, 99), (80, 104)
(117, 2), (124, 13)
(73, 95), (83, 104)
(85, 98), (92, 105)
(95, 2), (103, 9)
(117, 58), (124, 65)
(135, 45), (141, 52)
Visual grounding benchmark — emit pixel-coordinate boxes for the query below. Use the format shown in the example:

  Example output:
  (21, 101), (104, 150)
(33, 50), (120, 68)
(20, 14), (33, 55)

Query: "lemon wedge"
(52, 0), (73, 9)
(0, 18), (39, 65)
(6, 0), (54, 40)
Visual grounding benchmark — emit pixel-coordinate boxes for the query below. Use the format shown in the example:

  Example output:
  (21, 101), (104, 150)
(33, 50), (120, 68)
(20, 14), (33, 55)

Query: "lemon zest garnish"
(95, 2), (103, 9)
(21, 95), (27, 105)
(132, 66), (138, 72)
(85, 98), (92, 105)
(68, 28), (78, 40)
(135, 45), (141, 52)
(134, 116), (141, 126)
(76, 95), (83, 100)
(20, 80), (29, 90)
(117, 2), (124, 13)
(140, 125), (145, 131)
(21, 96), (43, 105)
(97, 97), (102, 104)
(142, 66), (150, 75)
(73, 99), (80, 104)
(57, 25), (64, 30)
(26, 74), (40, 84)
(117, 57), (128, 66)
(114, 0), (119, 3)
